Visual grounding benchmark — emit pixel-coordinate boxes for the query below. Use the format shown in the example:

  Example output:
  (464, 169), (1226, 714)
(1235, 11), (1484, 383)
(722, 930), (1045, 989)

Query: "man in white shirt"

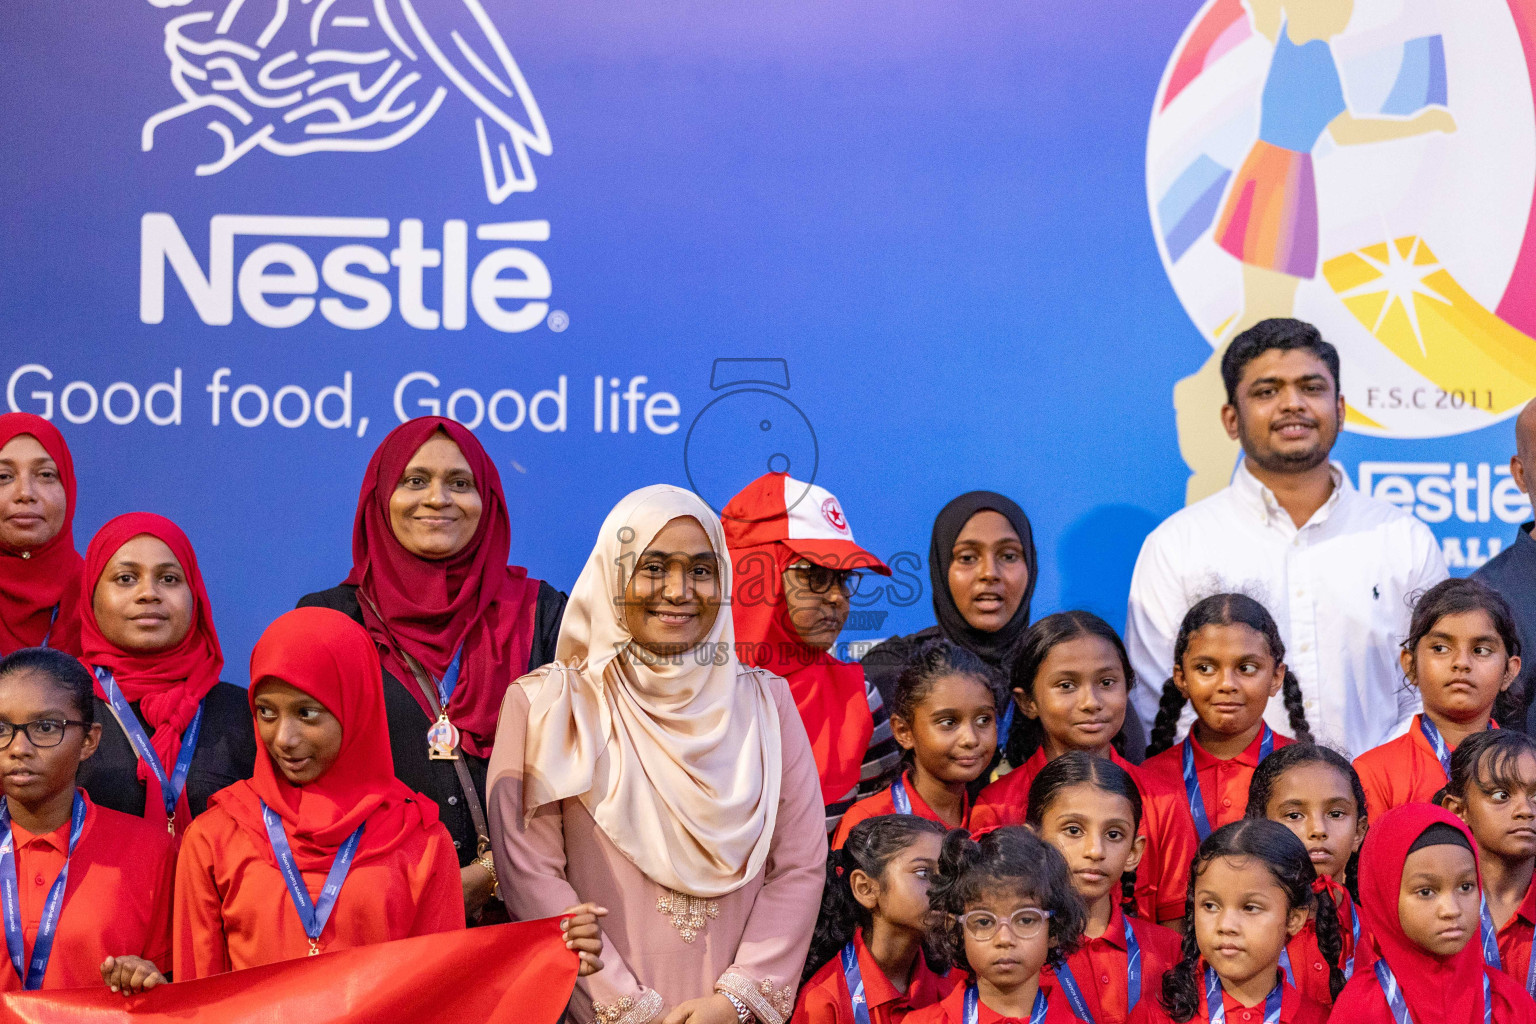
(1126, 319), (1448, 757)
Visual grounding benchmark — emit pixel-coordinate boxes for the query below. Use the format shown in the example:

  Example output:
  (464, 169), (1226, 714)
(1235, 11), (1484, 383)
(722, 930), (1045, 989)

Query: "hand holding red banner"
(2, 918), (576, 1024)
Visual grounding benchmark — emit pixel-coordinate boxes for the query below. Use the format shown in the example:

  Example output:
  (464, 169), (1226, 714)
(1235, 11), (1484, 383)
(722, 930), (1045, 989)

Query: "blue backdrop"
(4, 0), (1531, 676)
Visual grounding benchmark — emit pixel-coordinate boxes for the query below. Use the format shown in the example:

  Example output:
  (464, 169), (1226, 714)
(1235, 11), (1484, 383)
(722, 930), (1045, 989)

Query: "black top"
(297, 581), (567, 865)
(1474, 522), (1536, 734)
(76, 681), (258, 821)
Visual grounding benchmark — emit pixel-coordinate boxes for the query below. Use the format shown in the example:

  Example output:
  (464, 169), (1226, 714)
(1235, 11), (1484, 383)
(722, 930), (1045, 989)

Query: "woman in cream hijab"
(488, 486), (826, 1024)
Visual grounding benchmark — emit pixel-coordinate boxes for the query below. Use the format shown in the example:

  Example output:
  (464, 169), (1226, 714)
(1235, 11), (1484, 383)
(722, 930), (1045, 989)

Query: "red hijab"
(214, 607), (441, 870)
(343, 418), (540, 757)
(79, 512), (223, 824)
(0, 413), (83, 656)
(1356, 804), (1506, 1024)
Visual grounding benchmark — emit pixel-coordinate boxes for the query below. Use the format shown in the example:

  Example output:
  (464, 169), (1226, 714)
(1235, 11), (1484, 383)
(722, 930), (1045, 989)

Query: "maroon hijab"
(0, 413), (83, 656)
(344, 418), (540, 757)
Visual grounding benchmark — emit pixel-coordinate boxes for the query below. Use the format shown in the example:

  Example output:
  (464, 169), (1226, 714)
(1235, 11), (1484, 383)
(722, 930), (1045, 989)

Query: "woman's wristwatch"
(722, 993), (752, 1023)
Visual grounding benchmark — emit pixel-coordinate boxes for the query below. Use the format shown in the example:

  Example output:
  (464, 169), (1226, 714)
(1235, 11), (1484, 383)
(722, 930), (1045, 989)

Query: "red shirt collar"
(852, 930), (947, 1011)
(1187, 727), (1270, 770)
(7, 791), (90, 854)
(940, 977), (1063, 1023)
(1198, 967), (1302, 1020)
(900, 770), (971, 829)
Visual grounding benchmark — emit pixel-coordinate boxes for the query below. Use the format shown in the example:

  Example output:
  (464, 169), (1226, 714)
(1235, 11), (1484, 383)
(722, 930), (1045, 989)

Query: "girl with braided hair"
(794, 815), (955, 1024)
(1140, 594), (1311, 840)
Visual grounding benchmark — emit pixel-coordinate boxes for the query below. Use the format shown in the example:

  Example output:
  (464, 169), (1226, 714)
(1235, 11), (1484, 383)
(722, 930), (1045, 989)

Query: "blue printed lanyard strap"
(963, 983), (1048, 1024)
(0, 791), (86, 990)
(261, 801), (364, 956)
(1184, 725), (1273, 842)
(1204, 967), (1282, 1024)
(95, 668), (204, 833)
(1375, 958), (1491, 1024)
(841, 940), (871, 1024)
(1053, 915), (1143, 1022)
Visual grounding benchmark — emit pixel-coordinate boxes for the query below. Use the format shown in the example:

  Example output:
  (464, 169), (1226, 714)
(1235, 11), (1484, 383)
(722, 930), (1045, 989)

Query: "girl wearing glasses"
(1150, 820), (1330, 1024)
(74, 514), (255, 836)
(724, 472), (899, 836)
(832, 639), (1000, 849)
(0, 647), (175, 995)
(909, 826), (1086, 1024)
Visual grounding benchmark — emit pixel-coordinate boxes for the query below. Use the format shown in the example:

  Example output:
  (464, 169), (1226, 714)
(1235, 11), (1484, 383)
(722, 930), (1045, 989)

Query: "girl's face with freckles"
(1398, 842), (1479, 957)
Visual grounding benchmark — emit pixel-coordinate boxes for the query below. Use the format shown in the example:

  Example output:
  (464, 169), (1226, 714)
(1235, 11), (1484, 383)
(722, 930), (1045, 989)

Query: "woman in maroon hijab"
(298, 417), (566, 922)
(0, 413), (84, 656)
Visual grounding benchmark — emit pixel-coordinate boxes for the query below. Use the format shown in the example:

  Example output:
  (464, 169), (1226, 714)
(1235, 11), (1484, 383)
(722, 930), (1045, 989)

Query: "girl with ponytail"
(1141, 594), (1310, 838)
(1151, 820), (1332, 1024)
(795, 815), (954, 1024)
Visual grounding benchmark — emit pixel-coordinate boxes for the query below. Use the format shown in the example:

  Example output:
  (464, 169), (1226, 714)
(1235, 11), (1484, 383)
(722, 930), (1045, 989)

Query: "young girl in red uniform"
(1149, 820), (1331, 1024)
(1140, 594), (1309, 839)
(1354, 578), (1523, 822)
(971, 613), (1198, 927)
(1026, 752), (1181, 1024)
(795, 815), (955, 1024)
(907, 827), (1088, 1024)
(833, 640), (999, 848)
(0, 647), (175, 995)
(1330, 804), (1536, 1024)
(1441, 729), (1536, 999)
(1244, 743), (1373, 1005)
(173, 607), (469, 976)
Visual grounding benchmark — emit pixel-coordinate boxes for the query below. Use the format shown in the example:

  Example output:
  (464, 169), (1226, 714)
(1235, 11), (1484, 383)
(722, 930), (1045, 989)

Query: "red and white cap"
(721, 472), (891, 575)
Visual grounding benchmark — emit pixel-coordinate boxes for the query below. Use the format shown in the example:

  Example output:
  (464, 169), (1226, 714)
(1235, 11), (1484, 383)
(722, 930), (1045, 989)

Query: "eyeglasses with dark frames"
(787, 563), (864, 596)
(0, 719), (90, 749)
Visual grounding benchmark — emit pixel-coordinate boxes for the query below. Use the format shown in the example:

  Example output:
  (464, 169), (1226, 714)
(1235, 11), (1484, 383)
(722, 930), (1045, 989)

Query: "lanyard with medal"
(1419, 716), (1494, 778)
(1052, 913), (1143, 1022)
(1374, 957), (1492, 1024)
(963, 982), (1049, 1024)
(262, 801), (364, 956)
(1185, 725), (1273, 842)
(1204, 967), (1282, 1024)
(95, 667), (204, 834)
(841, 941), (872, 1024)
(423, 647), (464, 761)
(0, 791), (86, 989)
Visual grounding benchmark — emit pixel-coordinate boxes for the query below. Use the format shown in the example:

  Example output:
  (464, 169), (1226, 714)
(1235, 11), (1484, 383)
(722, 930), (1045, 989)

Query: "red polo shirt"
(1283, 893), (1376, 1005)
(1137, 969), (1328, 1024)
(1491, 873), (1536, 994)
(792, 929), (958, 1024)
(1052, 901), (1181, 1024)
(905, 975), (1085, 1024)
(1139, 729), (1295, 831)
(971, 748), (1199, 923)
(0, 791), (175, 992)
(832, 771), (969, 849)
(1354, 716), (1495, 823)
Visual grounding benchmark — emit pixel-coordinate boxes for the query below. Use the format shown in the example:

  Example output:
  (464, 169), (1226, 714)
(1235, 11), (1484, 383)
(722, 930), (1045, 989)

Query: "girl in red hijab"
(75, 513), (255, 833)
(299, 417), (566, 920)
(722, 471), (896, 833)
(1331, 803), (1536, 1024)
(0, 413), (83, 656)
(173, 607), (465, 976)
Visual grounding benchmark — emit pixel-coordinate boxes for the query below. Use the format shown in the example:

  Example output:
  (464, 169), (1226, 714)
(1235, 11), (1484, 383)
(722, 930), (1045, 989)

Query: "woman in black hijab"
(860, 492), (1036, 707)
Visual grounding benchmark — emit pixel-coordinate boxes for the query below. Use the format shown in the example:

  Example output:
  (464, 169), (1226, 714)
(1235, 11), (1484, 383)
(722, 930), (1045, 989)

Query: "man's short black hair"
(1220, 318), (1341, 405)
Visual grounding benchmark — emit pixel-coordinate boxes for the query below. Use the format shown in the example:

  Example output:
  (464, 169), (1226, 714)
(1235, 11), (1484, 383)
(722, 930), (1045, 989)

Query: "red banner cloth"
(1, 917), (575, 1024)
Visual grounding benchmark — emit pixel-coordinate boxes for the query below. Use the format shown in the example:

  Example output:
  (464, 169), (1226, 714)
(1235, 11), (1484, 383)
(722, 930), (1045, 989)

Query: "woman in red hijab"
(297, 417), (566, 921)
(75, 513), (255, 833)
(1331, 803), (1536, 1024)
(173, 607), (464, 976)
(722, 471), (897, 834)
(0, 413), (83, 656)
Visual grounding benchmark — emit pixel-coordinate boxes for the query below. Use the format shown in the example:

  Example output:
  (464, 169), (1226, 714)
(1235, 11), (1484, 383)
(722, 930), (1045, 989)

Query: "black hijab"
(929, 491), (1037, 669)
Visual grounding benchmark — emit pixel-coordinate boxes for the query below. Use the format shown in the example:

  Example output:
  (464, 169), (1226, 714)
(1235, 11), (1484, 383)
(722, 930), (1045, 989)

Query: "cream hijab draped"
(519, 485), (783, 898)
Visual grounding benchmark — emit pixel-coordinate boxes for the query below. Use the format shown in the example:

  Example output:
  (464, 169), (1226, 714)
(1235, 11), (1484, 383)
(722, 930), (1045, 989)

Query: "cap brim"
(784, 539), (892, 576)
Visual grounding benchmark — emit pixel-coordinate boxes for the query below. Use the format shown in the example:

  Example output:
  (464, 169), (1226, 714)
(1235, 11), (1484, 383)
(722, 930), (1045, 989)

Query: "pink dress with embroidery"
(488, 671), (827, 1024)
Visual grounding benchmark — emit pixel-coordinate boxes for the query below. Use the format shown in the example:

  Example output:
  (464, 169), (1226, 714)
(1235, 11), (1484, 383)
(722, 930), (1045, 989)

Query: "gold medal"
(427, 712), (461, 760)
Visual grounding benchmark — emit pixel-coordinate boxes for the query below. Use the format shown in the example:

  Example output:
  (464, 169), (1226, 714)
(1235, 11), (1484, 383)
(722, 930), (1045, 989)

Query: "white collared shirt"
(1125, 460), (1448, 758)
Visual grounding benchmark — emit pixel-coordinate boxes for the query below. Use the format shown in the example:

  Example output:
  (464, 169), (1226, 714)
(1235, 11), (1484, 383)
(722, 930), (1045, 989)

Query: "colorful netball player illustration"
(1168, 0), (1454, 502)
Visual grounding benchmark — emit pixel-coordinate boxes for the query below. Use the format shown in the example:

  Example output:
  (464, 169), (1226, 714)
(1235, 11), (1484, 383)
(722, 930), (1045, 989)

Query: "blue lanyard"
(0, 791), (86, 989)
(891, 776), (913, 815)
(1053, 914), (1143, 1021)
(1184, 725), (1273, 841)
(39, 605), (58, 650)
(1204, 967), (1281, 1024)
(436, 646), (463, 710)
(1418, 716), (1493, 778)
(963, 982), (1048, 1024)
(95, 668), (203, 832)
(1480, 894), (1504, 970)
(1374, 958), (1491, 1024)
(261, 802), (364, 955)
(1000, 703), (1016, 747)
(841, 941), (871, 1024)
(1278, 896), (1361, 985)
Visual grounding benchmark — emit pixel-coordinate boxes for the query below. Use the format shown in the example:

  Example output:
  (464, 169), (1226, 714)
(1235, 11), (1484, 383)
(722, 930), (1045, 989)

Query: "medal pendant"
(427, 713), (461, 761)
(167, 817), (175, 836)
(308, 940), (320, 957)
